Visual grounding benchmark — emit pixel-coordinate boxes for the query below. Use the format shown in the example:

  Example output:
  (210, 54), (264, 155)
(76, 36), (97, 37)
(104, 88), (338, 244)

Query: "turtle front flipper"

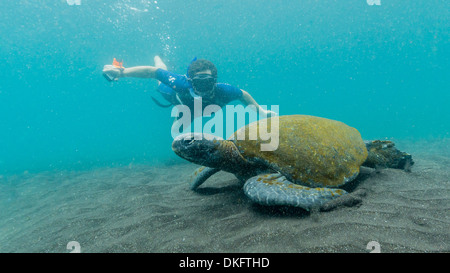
(243, 173), (348, 211)
(190, 166), (221, 190)
(363, 140), (414, 171)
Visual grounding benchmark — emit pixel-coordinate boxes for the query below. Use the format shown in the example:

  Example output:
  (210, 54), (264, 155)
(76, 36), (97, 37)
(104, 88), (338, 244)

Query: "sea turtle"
(172, 115), (413, 211)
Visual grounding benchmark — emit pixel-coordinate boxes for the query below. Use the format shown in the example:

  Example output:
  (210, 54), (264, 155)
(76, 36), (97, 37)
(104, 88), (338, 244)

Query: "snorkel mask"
(186, 57), (218, 98)
(189, 73), (217, 97)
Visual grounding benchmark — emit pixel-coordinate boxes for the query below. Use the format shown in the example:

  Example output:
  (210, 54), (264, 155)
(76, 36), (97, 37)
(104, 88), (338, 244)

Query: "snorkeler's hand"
(102, 65), (123, 81)
(268, 110), (277, 117)
(261, 109), (278, 118)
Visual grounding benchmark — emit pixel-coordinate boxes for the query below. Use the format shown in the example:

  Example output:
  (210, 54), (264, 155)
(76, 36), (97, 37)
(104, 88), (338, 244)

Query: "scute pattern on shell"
(232, 115), (368, 187)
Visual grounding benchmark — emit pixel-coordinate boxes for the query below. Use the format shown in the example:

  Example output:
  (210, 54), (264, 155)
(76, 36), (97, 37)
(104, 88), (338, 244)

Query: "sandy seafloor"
(0, 139), (449, 253)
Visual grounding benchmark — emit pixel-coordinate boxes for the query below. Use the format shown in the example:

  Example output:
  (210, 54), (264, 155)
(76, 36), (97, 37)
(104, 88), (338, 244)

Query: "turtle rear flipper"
(190, 167), (221, 190)
(363, 140), (414, 171)
(243, 174), (348, 211)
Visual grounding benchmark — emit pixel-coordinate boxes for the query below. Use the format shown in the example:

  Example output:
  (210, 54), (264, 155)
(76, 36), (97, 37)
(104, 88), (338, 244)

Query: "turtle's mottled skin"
(172, 115), (413, 211)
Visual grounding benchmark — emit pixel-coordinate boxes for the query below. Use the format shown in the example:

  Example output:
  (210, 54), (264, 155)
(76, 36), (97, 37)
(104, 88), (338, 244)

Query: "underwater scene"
(0, 0), (448, 254)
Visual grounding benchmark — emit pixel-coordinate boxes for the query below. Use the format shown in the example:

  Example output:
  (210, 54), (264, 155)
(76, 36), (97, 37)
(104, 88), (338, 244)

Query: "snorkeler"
(102, 56), (277, 124)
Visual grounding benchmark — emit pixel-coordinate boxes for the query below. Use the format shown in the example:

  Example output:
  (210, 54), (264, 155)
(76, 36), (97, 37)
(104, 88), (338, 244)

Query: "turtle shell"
(231, 115), (368, 187)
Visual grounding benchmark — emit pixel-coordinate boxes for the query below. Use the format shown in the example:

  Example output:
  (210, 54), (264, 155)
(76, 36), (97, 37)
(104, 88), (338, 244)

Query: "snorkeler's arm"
(103, 56), (167, 80)
(102, 65), (160, 80)
(239, 90), (277, 117)
(121, 66), (159, 78)
(103, 62), (187, 88)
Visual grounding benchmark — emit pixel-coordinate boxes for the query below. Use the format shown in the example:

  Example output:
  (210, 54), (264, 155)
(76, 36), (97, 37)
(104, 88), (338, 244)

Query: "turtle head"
(172, 133), (227, 168)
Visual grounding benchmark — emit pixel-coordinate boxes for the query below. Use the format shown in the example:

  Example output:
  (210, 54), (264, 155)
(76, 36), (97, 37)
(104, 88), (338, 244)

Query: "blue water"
(0, 0), (448, 174)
